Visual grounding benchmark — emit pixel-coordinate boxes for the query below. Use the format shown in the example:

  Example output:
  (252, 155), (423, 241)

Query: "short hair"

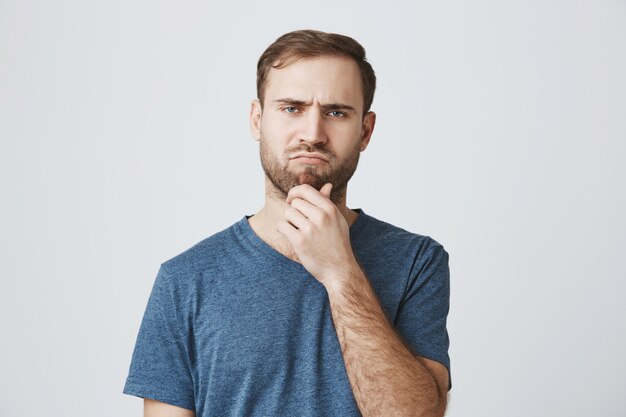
(256, 29), (377, 115)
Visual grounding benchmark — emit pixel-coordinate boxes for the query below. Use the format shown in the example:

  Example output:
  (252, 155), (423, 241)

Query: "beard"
(259, 134), (361, 204)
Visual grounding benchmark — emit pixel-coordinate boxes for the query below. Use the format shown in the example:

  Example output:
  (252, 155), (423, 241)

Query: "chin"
(294, 173), (325, 188)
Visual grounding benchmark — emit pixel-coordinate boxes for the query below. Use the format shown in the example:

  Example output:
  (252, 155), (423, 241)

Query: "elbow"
(415, 404), (446, 417)
(415, 385), (447, 417)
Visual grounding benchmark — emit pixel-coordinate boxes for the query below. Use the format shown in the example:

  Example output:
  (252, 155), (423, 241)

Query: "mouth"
(290, 153), (329, 163)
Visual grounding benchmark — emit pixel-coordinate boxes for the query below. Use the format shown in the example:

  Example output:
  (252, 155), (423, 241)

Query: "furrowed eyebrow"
(321, 103), (356, 113)
(274, 98), (309, 107)
(273, 98), (357, 113)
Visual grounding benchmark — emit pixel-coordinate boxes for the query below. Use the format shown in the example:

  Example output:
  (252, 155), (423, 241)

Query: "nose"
(299, 108), (327, 145)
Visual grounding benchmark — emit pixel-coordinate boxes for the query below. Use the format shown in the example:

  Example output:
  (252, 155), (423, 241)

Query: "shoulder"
(158, 219), (245, 282)
(359, 211), (446, 259)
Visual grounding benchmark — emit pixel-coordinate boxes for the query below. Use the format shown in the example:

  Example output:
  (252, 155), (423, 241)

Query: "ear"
(359, 111), (376, 151)
(250, 99), (262, 141)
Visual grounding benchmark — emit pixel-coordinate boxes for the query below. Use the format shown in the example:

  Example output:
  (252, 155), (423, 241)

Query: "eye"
(328, 110), (345, 118)
(283, 106), (299, 114)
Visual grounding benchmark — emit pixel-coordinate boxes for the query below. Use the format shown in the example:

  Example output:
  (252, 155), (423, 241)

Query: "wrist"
(323, 259), (363, 294)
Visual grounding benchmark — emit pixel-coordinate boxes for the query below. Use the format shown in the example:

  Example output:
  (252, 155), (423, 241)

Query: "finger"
(284, 206), (311, 232)
(286, 184), (334, 211)
(285, 184), (316, 205)
(290, 197), (325, 223)
(320, 183), (333, 198)
(276, 220), (300, 243)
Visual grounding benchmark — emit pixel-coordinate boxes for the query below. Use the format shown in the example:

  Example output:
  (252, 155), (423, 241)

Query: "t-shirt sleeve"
(394, 238), (451, 389)
(123, 265), (195, 410)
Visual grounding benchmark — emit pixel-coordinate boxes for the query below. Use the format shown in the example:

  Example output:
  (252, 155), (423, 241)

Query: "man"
(124, 29), (451, 417)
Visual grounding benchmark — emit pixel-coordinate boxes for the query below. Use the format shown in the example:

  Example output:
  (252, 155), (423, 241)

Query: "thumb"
(320, 183), (333, 198)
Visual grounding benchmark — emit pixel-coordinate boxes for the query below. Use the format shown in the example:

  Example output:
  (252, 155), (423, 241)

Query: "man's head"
(250, 30), (377, 203)
(256, 29), (377, 116)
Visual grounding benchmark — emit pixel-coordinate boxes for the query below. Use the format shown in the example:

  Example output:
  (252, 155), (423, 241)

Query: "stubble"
(259, 137), (361, 204)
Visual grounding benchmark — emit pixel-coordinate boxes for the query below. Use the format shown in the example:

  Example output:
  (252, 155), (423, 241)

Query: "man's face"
(250, 55), (375, 202)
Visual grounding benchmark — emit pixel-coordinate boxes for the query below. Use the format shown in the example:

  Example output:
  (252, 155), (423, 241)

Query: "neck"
(248, 178), (359, 259)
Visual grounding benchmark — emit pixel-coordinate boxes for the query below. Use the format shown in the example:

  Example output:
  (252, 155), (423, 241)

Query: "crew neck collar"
(234, 209), (369, 274)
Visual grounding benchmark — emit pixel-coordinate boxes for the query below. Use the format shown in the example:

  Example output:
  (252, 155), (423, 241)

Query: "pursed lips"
(290, 153), (329, 162)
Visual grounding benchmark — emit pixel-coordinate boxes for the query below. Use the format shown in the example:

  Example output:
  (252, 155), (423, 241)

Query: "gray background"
(1, 0), (625, 416)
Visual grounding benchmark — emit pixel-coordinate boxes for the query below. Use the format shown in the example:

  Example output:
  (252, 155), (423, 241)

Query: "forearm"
(325, 265), (444, 417)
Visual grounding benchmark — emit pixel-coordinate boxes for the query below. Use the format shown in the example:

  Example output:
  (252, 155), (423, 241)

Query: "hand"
(276, 183), (359, 287)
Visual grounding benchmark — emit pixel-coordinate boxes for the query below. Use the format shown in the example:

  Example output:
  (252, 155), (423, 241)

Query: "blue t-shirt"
(123, 209), (450, 416)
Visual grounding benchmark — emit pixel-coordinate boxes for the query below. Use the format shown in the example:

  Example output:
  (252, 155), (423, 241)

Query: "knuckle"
(299, 221), (311, 233)
(293, 233), (305, 245)
(286, 211), (299, 221)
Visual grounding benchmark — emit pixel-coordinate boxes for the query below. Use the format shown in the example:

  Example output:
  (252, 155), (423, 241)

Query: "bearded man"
(124, 29), (451, 417)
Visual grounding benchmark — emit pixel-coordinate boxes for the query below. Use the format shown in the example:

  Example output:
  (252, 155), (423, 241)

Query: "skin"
(146, 55), (449, 417)
(248, 55), (375, 261)
(144, 399), (194, 417)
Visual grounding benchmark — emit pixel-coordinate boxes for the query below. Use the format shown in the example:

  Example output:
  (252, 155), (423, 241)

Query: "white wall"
(1, 1), (625, 416)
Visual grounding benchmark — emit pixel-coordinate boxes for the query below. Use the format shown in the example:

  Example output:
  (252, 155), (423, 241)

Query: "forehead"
(264, 56), (363, 109)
